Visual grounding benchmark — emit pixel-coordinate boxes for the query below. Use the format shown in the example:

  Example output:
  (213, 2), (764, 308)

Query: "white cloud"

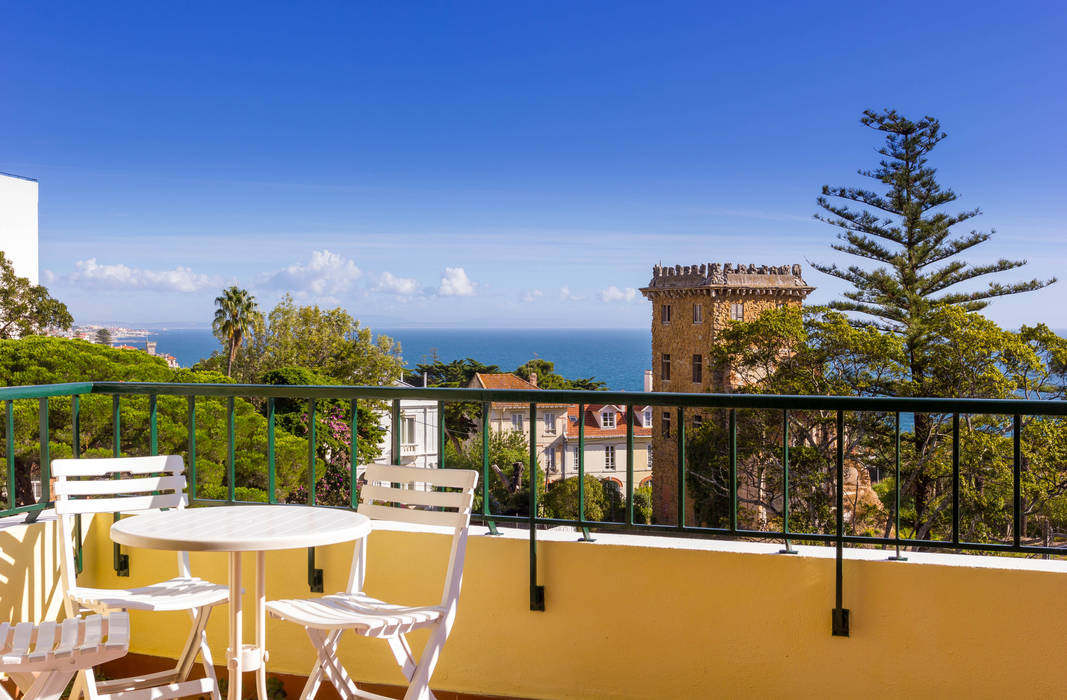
(559, 286), (583, 301)
(599, 286), (639, 303)
(521, 289), (544, 303)
(438, 267), (475, 297)
(70, 258), (216, 292)
(265, 250), (361, 296)
(376, 271), (418, 296)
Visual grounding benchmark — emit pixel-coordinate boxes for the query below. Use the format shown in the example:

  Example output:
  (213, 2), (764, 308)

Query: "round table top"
(110, 505), (372, 552)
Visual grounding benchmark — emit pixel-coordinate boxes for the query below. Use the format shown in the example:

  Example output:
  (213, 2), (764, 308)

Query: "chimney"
(643, 369), (653, 393)
(529, 373), (538, 388)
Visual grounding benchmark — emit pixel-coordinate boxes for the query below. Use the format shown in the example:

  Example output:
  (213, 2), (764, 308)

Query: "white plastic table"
(111, 505), (372, 700)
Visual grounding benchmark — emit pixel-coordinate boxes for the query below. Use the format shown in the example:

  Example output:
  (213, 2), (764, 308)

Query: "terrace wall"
(4, 514), (1066, 698)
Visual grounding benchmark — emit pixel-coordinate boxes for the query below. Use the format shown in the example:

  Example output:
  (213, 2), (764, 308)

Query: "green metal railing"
(2, 380), (1066, 637)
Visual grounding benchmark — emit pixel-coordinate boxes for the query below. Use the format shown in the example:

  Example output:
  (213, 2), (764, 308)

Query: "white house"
(369, 380), (440, 471)
(0, 172), (39, 283)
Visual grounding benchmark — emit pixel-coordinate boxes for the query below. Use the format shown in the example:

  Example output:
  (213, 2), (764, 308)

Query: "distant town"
(50, 324), (182, 369)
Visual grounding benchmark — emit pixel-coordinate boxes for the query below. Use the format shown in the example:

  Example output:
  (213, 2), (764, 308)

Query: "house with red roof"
(561, 404), (653, 490)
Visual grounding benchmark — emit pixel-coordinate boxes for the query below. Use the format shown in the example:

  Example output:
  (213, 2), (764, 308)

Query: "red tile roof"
(468, 373), (570, 409)
(565, 405), (652, 439)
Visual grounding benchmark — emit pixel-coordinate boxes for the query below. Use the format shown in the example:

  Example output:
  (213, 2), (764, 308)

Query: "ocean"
(127, 328), (652, 392)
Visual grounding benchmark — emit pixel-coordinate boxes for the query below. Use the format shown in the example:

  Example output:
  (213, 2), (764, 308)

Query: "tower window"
(692, 303), (703, 324)
(661, 354), (671, 381)
(661, 304), (672, 324)
(692, 354), (702, 383)
(662, 411), (671, 438)
(730, 302), (744, 321)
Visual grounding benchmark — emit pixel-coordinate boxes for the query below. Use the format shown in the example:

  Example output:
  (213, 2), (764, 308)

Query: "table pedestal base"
(227, 552), (268, 700)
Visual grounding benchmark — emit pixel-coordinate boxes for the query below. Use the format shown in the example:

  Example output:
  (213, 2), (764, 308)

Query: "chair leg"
(197, 611), (222, 700)
(402, 624), (448, 700)
(386, 636), (417, 681)
(175, 607), (212, 682)
(297, 628), (338, 700)
(24, 670), (75, 700)
(306, 629), (361, 700)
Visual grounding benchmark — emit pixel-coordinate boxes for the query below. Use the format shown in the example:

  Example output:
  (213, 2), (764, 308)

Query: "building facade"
(370, 381), (440, 471)
(560, 404), (653, 490)
(639, 262), (814, 521)
(0, 172), (39, 284)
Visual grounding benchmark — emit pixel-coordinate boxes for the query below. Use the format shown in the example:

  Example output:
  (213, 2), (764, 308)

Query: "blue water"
(129, 328), (651, 391)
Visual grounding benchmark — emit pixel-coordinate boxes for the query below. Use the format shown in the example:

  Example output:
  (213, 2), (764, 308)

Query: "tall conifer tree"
(812, 109), (1054, 392)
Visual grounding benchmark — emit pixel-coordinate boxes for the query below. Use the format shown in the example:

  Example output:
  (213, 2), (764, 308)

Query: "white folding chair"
(0, 613), (130, 700)
(52, 456), (228, 700)
(266, 464), (479, 700)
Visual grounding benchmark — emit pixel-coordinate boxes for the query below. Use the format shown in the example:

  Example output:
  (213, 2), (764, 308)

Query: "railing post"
(350, 399), (359, 509)
(6, 401), (15, 512)
(1013, 414), (1022, 548)
(481, 401), (498, 535)
(578, 403), (593, 541)
(729, 408), (737, 533)
(529, 402), (545, 611)
(677, 406), (685, 530)
(390, 399), (401, 465)
(187, 396), (197, 502)
(38, 398), (49, 505)
(889, 412), (906, 561)
(72, 395), (83, 574)
(779, 409), (795, 554)
(952, 412), (960, 547)
(832, 409), (849, 637)
(112, 395), (129, 577)
(626, 404), (634, 526)
(267, 397), (276, 504)
(307, 398), (323, 591)
(149, 394), (158, 456)
(227, 397), (236, 503)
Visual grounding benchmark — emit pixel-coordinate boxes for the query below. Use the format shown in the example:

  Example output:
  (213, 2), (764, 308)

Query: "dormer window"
(601, 410), (616, 428)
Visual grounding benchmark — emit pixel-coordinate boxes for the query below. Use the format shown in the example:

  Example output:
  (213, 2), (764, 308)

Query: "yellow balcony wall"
(4, 512), (1067, 699)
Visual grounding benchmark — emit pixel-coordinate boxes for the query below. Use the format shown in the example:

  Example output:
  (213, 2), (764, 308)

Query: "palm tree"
(212, 286), (261, 377)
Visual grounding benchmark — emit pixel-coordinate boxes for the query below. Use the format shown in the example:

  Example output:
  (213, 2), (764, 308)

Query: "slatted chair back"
(51, 456), (193, 610)
(355, 464), (478, 607)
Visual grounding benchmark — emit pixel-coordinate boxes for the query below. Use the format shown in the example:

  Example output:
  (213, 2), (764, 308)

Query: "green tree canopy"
(515, 358), (605, 390)
(0, 251), (73, 339)
(212, 286), (263, 377)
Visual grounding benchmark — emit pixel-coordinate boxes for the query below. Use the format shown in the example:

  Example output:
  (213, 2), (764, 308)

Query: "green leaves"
(0, 252), (73, 339)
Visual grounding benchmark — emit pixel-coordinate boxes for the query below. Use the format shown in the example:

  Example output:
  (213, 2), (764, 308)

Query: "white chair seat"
(0, 613), (129, 700)
(70, 577), (228, 612)
(267, 592), (445, 637)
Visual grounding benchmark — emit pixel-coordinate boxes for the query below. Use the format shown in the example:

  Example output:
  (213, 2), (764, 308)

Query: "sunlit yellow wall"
(0, 514), (68, 625)
(10, 513), (1067, 699)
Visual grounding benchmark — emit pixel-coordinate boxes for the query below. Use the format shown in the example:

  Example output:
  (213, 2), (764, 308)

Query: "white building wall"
(0, 173), (39, 284)
(372, 398), (439, 469)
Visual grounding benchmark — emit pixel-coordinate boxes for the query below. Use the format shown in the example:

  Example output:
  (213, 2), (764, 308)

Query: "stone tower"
(639, 262), (815, 522)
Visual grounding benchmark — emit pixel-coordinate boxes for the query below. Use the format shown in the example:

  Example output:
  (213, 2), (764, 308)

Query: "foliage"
(0, 251), (73, 339)
(0, 337), (315, 505)
(444, 429), (545, 516)
(515, 359), (606, 391)
(412, 358), (500, 448)
(543, 475), (606, 521)
(212, 286), (263, 377)
(94, 328), (112, 345)
(200, 294), (403, 387)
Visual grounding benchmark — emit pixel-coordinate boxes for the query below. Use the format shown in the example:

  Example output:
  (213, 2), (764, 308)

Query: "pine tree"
(812, 109), (1054, 391)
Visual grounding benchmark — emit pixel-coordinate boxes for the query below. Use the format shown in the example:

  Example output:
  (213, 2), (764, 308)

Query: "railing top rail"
(86, 381), (1067, 415)
(0, 382), (96, 401)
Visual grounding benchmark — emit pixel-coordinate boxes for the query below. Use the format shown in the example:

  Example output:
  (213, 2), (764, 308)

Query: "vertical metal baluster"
(307, 399), (316, 505)
(889, 412), (906, 561)
(436, 400), (445, 470)
(390, 399), (401, 465)
(267, 397), (276, 504)
(578, 403), (592, 541)
(350, 399), (359, 509)
(1013, 414), (1022, 549)
(729, 408), (737, 533)
(6, 401), (14, 512)
(780, 409), (795, 554)
(38, 398), (49, 504)
(187, 397), (197, 501)
(529, 402), (544, 610)
(952, 412), (960, 546)
(832, 409), (848, 636)
(481, 401), (498, 535)
(149, 395), (158, 456)
(677, 407), (686, 530)
(227, 397), (236, 503)
(626, 404), (634, 526)
(112, 396), (128, 576)
(72, 395), (82, 573)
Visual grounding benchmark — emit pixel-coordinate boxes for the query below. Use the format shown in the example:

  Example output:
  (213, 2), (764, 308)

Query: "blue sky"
(2, 1), (1065, 328)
